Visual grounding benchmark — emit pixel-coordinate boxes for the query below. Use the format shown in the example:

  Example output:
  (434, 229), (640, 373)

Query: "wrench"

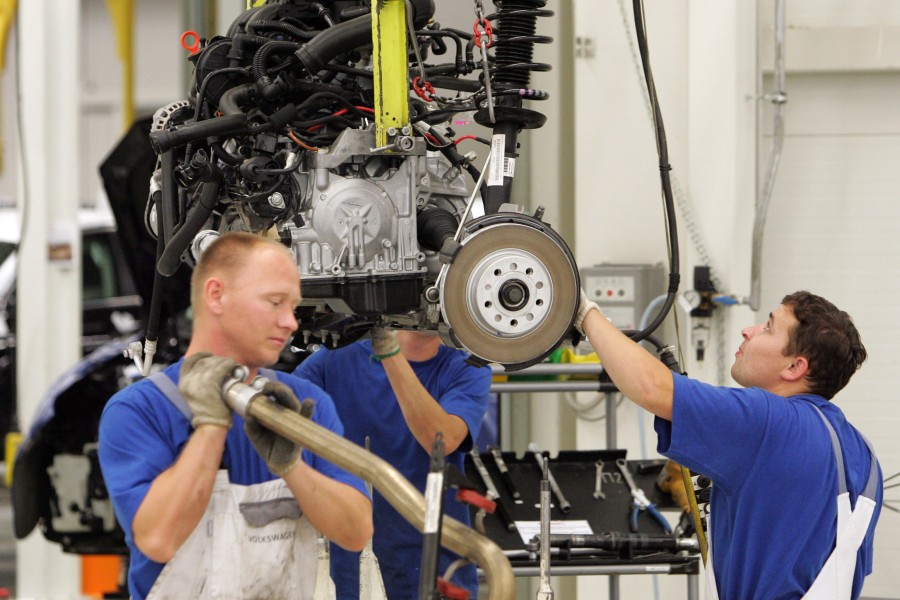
(593, 460), (607, 500)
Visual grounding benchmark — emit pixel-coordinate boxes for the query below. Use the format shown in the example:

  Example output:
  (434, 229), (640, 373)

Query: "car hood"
(98, 116), (191, 322)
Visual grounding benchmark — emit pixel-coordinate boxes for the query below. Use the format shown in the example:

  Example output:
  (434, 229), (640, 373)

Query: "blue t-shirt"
(98, 360), (369, 600)
(655, 373), (881, 600)
(294, 340), (491, 600)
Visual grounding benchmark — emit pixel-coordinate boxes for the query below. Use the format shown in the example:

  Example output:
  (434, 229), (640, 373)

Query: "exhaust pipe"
(222, 375), (515, 600)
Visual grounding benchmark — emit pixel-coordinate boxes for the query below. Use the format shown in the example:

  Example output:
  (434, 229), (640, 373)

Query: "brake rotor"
(439, 215), (579, 369)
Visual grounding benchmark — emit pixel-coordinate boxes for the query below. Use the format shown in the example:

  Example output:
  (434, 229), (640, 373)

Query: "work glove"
(574, 289), (602, 336)
(370, 327), (401, 360)
(179, 352), (241, 429)
(245, 380), (315, 476)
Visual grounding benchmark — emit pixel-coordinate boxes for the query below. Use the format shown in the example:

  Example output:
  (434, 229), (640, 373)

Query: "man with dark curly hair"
(574, 290), (881, 600)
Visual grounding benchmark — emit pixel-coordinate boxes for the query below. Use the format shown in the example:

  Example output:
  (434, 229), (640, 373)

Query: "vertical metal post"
(609, 575), (620, 600)
(605, 391), (619, 600)
(535, 457), (553, 600)
(605, 392), (617, 449)
(16, 0), (83, 595)
(418, 433), (445, 600)
(687, 572), (700, 600)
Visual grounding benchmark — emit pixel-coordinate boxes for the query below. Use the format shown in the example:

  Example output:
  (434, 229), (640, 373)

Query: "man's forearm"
(132, 425), (227, 562)
(380, 354), (469, 452)
(582, 308), (674, 420)
(283, 462), (373, 551)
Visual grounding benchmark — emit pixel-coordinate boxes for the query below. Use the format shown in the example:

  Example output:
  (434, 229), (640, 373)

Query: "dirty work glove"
(370, 327), (400, 360)
(574, 289), (602, 336)
(179, 352), (241, 429)
(245, 380), (315, 476)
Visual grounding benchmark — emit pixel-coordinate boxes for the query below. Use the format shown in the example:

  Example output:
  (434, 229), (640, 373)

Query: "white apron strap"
(359, 540), (389, 600)
(313, 537), (337, 600)
(148, 371), (192, 421)
(801, 409), (879, 600)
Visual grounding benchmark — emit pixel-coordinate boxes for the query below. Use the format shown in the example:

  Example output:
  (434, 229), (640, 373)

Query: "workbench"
(465, 450), (701, 600)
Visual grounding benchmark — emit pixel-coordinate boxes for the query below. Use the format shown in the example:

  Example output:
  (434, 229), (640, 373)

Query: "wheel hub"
(439, 215), (579, 369)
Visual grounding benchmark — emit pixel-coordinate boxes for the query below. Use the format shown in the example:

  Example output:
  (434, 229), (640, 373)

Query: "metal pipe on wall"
(749, 0), (787, 311)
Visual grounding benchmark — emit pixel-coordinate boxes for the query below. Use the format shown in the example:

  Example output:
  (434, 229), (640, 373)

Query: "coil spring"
(488, 0), (554, 92)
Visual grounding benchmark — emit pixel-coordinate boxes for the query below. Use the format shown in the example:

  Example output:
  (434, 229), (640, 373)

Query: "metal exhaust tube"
(222, 378), (515, 600)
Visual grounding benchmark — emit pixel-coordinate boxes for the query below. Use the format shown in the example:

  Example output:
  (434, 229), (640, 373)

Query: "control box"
(581, 263), (666, 330)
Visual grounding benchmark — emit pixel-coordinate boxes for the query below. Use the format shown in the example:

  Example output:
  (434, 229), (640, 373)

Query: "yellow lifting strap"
(0, 0), (15, 72)
(0, 0), (18, 174)
(4, 432), (21, 488)
(105, 0), (135, 130)
(371, 0), (409, 148)
(681, 465), (709, 565)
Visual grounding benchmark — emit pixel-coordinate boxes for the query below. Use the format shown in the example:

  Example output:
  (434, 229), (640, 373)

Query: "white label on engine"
(488, 134), (506, 186)
(504, 157), (516, 178)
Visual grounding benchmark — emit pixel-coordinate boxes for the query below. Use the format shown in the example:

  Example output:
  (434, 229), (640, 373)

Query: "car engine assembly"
(141, 0), (580, 371)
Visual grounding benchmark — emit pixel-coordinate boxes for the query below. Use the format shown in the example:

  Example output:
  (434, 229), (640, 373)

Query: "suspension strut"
(474, 0), (554, 214)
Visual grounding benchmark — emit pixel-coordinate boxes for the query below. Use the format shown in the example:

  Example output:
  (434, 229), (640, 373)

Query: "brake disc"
(439, 214), (579, 370)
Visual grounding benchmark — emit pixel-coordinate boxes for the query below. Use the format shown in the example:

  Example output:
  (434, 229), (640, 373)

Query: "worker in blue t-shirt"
(294, 329), (491, 600)
(574, 290), (881, 600)
(99, 233), (373, 600)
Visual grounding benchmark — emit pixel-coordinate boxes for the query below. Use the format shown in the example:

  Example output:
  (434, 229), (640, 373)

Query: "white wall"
(566, 0), (900, 598)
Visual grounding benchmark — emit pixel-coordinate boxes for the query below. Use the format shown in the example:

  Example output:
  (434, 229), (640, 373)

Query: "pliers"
(616, 458), (672, 534)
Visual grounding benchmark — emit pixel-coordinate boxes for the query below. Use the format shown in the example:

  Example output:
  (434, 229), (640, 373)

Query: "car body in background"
(0, 201), (144, 461)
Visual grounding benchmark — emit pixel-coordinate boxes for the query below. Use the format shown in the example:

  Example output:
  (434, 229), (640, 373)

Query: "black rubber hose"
(157, 171), (223, 277)
(251, 40), (303, 87)
(246, 19), (317, 42)
(409, 0), (436, 28)
(144, 189), (166, 348)
(210, 142), (242, 166)
(417, 207), (459, 252)
(150, 113), (248, 154)
(293, 14), (373, 75)
(226, 4), (278, 38)
(626, 0), (680, 343)
(158, 151), (179, 245)
(218, 83), (258, 116)
(267, 103), (299, 130)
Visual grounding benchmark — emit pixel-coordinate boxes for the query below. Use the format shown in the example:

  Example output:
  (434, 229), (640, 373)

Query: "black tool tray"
(463, 449), (698, 572)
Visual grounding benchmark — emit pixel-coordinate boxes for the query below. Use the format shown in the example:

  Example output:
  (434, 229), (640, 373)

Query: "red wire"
(307, 106), (375, 132)
(453, 135), (480, 145)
